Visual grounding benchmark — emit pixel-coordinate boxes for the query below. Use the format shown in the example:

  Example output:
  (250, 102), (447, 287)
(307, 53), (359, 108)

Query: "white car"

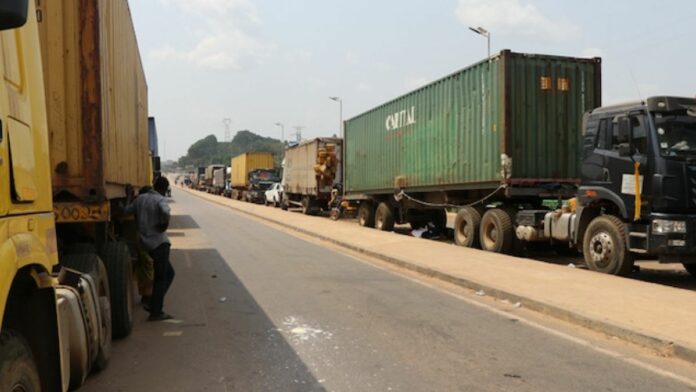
(264, 183), (283, 207)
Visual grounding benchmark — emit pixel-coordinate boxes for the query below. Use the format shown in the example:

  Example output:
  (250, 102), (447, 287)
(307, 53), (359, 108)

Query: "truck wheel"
(479, 209), (514, 254)
(582, 215), (634, 276)
(281, 198), (289, 211)
(358, 202), (376, 228)
(375, 202), (395, 231)
(301, 197), (312, 215)
(101, 242), (134, 339)
(0, 331), (41, 392)
(66, 242), (97, 255)
(682, 263), (696, 278)
(454, 207), (481, 248)
(430, 209), (447, 234)
(60, 253), (112, 371)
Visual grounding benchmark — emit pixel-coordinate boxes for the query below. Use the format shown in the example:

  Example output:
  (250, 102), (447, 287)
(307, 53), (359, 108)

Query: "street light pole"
(469, 26), (490, 60)
(274, 122), (285, 144)
(329, 96), (343, 138)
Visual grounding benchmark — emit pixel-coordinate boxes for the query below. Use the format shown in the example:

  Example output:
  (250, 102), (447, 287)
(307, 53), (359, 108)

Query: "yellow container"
(230, 152), (275, 188)
(37, 0), (149, 201)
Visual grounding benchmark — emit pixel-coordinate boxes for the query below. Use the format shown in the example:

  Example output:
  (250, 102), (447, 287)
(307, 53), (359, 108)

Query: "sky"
(129, 0), (696, 161)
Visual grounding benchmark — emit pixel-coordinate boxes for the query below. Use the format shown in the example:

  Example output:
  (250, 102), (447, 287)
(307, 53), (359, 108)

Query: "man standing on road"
(124, 177), (175, 321)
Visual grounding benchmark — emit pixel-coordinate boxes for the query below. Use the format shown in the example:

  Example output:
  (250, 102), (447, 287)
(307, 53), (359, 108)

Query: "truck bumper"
(644, 213), (696, 262)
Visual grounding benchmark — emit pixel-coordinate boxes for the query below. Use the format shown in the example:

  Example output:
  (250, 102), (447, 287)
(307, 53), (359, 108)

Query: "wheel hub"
(589, 232), (614, 268)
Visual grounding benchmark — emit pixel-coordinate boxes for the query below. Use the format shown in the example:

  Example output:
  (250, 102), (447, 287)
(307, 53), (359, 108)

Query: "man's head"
(153, 176), (169, 196)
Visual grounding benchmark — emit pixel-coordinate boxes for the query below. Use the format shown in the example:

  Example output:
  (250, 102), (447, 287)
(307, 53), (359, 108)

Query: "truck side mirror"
(617, 117), (632, 143)
(0, 0), (28, 31)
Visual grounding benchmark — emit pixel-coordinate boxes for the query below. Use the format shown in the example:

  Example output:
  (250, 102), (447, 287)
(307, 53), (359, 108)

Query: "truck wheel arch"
(575, 199), (626, 249)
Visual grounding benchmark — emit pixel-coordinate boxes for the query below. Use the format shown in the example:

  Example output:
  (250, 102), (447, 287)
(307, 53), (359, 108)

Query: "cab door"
(592, 114), (648, 217)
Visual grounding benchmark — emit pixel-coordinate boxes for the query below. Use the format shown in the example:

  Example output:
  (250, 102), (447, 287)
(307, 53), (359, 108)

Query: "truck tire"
(60, 253), (112, 371)
(66, 242), (97, 255)
(101, 242), (134, 339)
(454, 207), (481, 248)
(281, 198), (289, 211)
(0, 331), (41, 392)
(582, 215), (634, 276)
(682, 263), (696, 278)
(301, 197), (312, 215)
(479, 209), (514, 254)
(431, 209), (447, 235)
(358, 202), (376, 228)
(375, 202), (395, 231)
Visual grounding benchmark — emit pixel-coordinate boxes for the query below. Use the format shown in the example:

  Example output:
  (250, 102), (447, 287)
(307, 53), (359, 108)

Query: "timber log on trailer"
(37, 0), (150, 338)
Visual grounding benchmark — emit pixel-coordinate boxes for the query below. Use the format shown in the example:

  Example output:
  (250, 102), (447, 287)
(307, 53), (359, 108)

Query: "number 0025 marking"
(54, 204), (109, 223)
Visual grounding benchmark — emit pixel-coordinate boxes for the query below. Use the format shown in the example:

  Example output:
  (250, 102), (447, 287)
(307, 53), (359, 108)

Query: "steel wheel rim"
(589, 232), (614, 268)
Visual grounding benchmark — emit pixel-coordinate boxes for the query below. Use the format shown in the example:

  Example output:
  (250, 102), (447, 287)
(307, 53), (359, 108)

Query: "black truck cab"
(579, 96), (696, 263)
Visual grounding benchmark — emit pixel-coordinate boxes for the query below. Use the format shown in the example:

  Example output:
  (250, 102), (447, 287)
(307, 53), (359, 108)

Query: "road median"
(180, 187), (696, 364)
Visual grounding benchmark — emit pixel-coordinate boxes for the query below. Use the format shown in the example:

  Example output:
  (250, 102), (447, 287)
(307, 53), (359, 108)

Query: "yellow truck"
(230, 152), (278, 202)
(0, 1), (113, 390)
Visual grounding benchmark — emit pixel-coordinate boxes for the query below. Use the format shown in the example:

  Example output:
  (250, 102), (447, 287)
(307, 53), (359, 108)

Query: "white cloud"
(345, 51), (360, 65)
(153, 0), (267, 70)
(455, 0), (579, 40)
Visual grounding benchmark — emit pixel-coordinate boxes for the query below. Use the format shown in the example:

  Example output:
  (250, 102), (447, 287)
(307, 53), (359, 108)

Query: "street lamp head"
(469, 26), (489, 37)
(329, 96), (341, 102)
(274, 122), (282, 126)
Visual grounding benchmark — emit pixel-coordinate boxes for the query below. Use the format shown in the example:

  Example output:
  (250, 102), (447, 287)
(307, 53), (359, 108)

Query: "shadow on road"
(82, 247), (325, 392)
(169, 214), (200, 230)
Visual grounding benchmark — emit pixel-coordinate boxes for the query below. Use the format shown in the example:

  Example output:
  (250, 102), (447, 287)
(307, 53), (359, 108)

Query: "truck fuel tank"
(515, 209), (577, 243)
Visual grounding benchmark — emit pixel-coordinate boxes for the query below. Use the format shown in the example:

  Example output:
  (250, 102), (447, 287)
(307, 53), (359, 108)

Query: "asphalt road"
(82, 189), (695, 392)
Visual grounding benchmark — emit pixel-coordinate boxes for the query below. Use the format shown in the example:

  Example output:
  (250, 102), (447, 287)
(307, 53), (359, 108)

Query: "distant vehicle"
(246, 169), (281, 204)
(265, 183), (283, 207)
(282, 138), (342, 214)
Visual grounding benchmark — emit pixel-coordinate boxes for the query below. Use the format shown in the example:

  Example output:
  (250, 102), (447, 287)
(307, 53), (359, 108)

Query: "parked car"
(265, 183), (283, 207)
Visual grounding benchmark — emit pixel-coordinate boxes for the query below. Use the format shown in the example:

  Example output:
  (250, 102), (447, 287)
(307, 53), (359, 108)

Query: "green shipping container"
(344, 50), (601, 196)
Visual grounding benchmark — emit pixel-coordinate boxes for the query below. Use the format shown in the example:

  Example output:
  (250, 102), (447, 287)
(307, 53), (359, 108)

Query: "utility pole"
(292, 126), (305, 143)
(223, 118), (232, 142)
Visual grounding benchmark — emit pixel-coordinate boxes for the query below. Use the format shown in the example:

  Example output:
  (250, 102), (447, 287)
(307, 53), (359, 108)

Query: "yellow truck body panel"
(37, 0), (150, 202)
(230, 152), (274, 188)
(0, 0), (59, 332)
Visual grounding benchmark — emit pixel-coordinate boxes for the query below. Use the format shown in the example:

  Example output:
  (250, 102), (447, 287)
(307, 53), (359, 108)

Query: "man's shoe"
(148, 312), (173, 322)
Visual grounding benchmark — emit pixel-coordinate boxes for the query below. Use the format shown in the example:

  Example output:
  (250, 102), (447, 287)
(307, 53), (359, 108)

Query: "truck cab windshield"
(655, 113), (696, 158)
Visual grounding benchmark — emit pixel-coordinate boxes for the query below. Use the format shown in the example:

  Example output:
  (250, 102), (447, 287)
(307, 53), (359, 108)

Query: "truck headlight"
(652, 219), (687, 234)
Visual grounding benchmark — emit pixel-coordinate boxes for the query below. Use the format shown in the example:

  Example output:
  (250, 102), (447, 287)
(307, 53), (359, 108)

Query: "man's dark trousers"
(149, 243), (175, 315)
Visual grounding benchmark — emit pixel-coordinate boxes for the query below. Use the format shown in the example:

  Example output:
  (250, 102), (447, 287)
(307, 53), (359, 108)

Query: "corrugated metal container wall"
(230, 152), (275, 188)
(344, 51), (601, 195)
(505, 53), (600, 179)
(37, 0), (149, 201)
(283, 138), (342, 196)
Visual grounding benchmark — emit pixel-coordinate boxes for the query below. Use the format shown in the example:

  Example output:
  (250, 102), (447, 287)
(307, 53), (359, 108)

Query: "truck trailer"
(230, 152), (278, 202)
(282, 137), (342, 214)
(0, 1), (116, 390)
(37, 0), (151, 338)
(203, 164), (225, 193)
(343, 50), (696, 276)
